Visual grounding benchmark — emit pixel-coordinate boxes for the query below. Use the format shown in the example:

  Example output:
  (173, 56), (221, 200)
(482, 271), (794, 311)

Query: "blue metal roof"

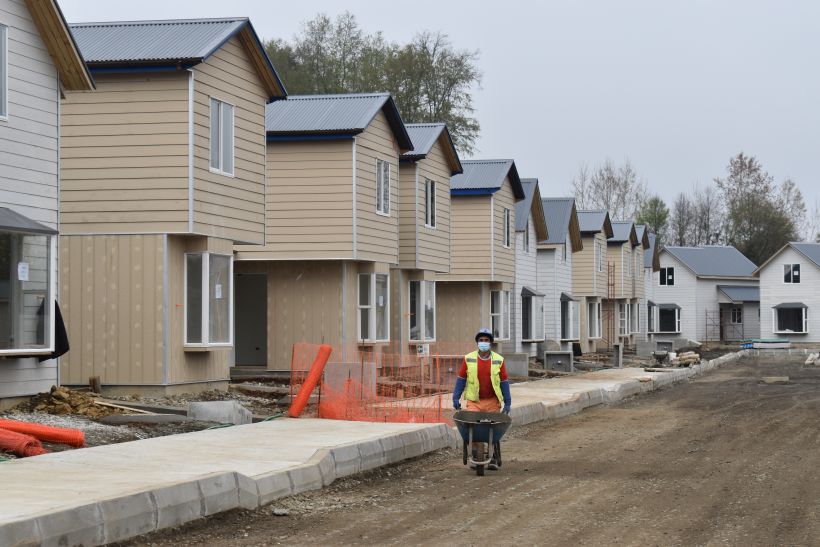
(265, 93), (412, 149)
(450, 159), (525, 199)
(664, 246), (757, 277)
(541, 197), (574, 245)
(718, 285), (760, 303)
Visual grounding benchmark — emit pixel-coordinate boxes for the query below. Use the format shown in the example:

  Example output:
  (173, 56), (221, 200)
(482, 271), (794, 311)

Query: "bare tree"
(669, 193), (694, 246)
(570, 158), (648, 220)
(689, 183), (723, 246)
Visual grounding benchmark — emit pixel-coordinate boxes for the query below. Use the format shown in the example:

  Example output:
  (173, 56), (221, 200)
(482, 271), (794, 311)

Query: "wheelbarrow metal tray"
(453, 410), (512, 444)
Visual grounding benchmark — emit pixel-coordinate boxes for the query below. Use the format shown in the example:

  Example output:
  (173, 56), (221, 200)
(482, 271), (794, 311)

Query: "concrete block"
(543, 351), (574, 372)
(330, 444), (362, 477)
(255, 471), (292, 506)
(312, 450), (337, 486)
(36, 502), (104, 547)
(235, 473), (260, 510)
(543, 398), (582, 420)
(187, 400), (252, 425)
(400, 429), (427, 459)
(511, 402), (545, 426)
(380, 434), (406, 464)
(198, 473), (239, 516)
(505, 353), (530, 377)
(100, 491), (156, 544)
(150, 480), (202, 530)
(357, 439), (387, 471)
(287, 464), (323, 495)
(0, 518), (40, 547)
(612, 343), (624, 368)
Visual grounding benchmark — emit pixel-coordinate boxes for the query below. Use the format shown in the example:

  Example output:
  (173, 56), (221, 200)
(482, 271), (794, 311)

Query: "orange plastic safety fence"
(290, 343), (473, 425)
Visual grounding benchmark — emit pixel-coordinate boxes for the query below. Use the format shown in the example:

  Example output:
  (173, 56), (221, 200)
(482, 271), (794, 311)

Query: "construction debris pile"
(12, 386), (124, 419)
(669, 351), (701, 367)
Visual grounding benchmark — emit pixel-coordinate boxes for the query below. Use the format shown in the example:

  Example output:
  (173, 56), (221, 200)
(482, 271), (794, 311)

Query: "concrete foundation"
(187, 401), (253, 425)
(543, 351), (574, 372)
(504, 353), (530, 377)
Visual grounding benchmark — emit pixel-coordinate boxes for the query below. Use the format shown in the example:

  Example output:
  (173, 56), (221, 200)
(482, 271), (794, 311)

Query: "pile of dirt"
(12, 386), (124, 419)
(107, 389), (283, 416)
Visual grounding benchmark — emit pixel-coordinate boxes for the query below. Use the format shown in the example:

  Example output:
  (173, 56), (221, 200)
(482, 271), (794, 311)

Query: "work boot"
(488, 457), (499, 470)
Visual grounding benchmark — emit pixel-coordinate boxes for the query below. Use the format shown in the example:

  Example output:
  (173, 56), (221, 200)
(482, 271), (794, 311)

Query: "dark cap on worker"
(475, 328), (494, 343)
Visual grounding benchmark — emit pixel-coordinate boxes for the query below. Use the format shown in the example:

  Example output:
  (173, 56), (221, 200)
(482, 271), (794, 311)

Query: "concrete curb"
(1, 351), (750, 546)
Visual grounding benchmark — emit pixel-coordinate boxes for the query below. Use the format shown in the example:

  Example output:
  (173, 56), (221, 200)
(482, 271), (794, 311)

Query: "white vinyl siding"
(209, 97), (234, 176)
(760, 246), (819, 342)
(0, 23), (6, 120)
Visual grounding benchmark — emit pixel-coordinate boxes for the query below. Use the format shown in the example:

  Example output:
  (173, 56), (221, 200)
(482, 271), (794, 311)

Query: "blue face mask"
(477, 341), (491, 352)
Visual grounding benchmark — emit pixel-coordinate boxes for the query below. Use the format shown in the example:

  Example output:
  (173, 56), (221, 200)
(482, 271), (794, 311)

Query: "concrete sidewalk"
(0, 351), (748, 546)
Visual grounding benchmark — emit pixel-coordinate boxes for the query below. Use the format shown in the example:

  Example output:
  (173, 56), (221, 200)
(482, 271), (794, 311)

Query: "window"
(588, 302), (601, 338)
(774, 307), (808, 334)
(491, 290), (510, 340)
(185, 253), (233, 346)
(619, 303), (629, 336)
(409, 280), (435, 342)
(625, 248), (632, 278)
(522, 294), (545, 341)
(0, 24), (7, 119)
(209, 98), (234, 175)
(562, 237), (568, 261)
(595, 240), (603, 272)
(630, 302), (639, 333)
(659, 267), (675, 286)
(730, 307), (742, 325)
(0, 231), (54, 353)
(376, 160), (390, 215)
(560, 299), (578, 340)
(358, 273), (389, 341)
(424, 179), (436, 227)
(523, 226), (530, 253)
(503, 208), (511, 248)
(658, 307), (681, 333)
(647, 303), (656, 333)
(783, 264), (800, 284)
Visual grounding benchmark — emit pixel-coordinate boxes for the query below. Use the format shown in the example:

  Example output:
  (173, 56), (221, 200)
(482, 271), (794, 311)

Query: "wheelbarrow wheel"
(476, 464), (485, 476)
(493, 441), (502, 467)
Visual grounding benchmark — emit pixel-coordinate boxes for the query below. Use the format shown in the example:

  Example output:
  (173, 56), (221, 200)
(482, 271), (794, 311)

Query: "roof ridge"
(70, 17), (247, 27)
(462, 159), (513, 164)
(286, 93), (390, 100)
(405, 122), (445, 127)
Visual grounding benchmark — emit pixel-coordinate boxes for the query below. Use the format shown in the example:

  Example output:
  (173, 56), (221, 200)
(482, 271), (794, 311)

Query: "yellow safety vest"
(463, 350), (504, 405)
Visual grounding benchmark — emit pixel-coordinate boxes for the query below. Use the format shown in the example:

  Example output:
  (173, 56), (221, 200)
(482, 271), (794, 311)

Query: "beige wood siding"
(492, 177), (516, 283)
(634, 246), (645, 299)
(607, 243), (627, 299)
(234, 139), (354, 260)
(416, 140), (451, 273)
(573, 232), (609, 297)
(60, 72), (190, 234)
(59, 234), (165, 385)
(397, 162), (417, 267)
(355, 110), (400, 264)
(192, 36), (266, 245)
(165, 235), (232, 384)
(438, 196), (492, 281)
(436, 281), (487, 343)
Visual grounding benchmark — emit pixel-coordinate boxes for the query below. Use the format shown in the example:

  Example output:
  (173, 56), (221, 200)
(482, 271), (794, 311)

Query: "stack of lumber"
(670, 351), (700, 367)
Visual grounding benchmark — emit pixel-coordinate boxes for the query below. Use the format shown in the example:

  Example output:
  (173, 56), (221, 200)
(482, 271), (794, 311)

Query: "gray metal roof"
(515, 179), (538, 231)
(70, 18), (248, 64)
(265, 93), (412, 149)
(718, 285), (760, 303)
(577, 210), (607, 233)
(402, 123), (444, 158)
(542, 197), (574, 245)
(635, 224), (646, 241)
(450, 159), (525, 199)
(0, 207), (57, 235)
(609, 221), (636, 244)
(791, 242), (820, 268)
(645, 232), (657, 268)
(664, 246), (757, 277)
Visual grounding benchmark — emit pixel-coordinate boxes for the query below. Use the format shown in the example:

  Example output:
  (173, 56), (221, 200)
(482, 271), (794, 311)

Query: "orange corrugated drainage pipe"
(289, 344), (333, 418)
(0, 418), (85, 448)
(0, 428), (49, 457)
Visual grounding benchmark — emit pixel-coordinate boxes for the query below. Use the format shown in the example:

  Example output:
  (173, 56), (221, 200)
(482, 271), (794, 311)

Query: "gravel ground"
(105, 390), (284, 416)
(118, 353), (820, 546)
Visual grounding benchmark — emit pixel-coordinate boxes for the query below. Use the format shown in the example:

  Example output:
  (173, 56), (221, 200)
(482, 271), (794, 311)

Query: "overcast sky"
(60, 0), (820, 211)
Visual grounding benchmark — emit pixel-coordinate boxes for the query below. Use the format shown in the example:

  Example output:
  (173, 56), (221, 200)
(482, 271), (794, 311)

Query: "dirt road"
(121, 355), (820, 546)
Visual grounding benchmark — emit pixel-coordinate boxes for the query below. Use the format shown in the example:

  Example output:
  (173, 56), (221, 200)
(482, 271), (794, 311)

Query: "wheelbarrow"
(453, 410), (512, 476)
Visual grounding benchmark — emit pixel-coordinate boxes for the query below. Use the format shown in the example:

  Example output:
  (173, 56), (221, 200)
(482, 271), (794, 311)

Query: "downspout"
(414, 163), (419, 266)
(187, 70), (194, 233)
(490, 196), (495, 281)
(55, 77), (61, 387)
(162, 234), (169, 384)
(352, 137), (357, 260)
(341, 261), (347, 359)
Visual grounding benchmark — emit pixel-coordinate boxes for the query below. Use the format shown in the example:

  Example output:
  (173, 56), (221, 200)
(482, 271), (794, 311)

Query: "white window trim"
(730, 307), (743, 325)
(595, 240), (603, 272)
(424, 179), (436, 229)
(588, 301), (602, 339)
(523, 294), (546, 342)
(490, 289), (511, 341)
(183, 252), (234, 348)
(657, 308), (681, 334)
(630, 302), (640, 334)
(659, 266), (675, 286)
(408, 280), (436, 343)
(358, 273), (390, 342)
(376, 160), (391, 217)
(773, 307), (809, 334)
(208, 97), (235, 177)
(782, 263), (801, 284)
(0, 24), (7, 122)
(503, 208), (511, 248)
(523, 225), (530, 253)
(647, 304), (657, 333)
(559, 299), (578, 341)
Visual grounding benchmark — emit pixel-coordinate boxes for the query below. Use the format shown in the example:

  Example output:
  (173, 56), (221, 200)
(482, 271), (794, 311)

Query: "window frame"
(773, 307), (808, 334)
(730, 306), (743, 325)
(595, 240), (603, 272)
(659, 266), (675, 286)
(624, 247), (631, 278)
(523, 294), (545, 342)
(376, 159), (391, 216)
(183, 252), (234, 348)
(0, 24), (7, 121)
(358, 273), (390, 342)
(208, 97), (235, 177)
(424, 179), (436, 228)
(657, 308), (681, 333)
(503, 208), (511, 248)
(630, 302), (640, 333)
(0, 232), (57, 355)
(523, 224), (530, 253)
(409, 279), (436, 342)
(619, 303), (629, 336)
(783, 263), (801, 284)
(647, 303), (656, 333)
(490, 289), (511, 341)
(587, 301), (601, 339)
(560, 299), (578, 341)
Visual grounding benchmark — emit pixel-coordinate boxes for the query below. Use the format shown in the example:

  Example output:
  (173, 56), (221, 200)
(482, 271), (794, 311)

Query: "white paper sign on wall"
(17, 262), (29, 282)
(215, 283), (223, 299)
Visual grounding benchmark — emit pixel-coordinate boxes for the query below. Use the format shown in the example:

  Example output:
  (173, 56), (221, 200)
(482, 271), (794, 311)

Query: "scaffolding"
(705, 308), (745, 344)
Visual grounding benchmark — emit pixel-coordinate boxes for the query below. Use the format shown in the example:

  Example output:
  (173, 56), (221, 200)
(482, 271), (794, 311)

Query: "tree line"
(572, 153), (818, 266)
(264, 12), (482, 154)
